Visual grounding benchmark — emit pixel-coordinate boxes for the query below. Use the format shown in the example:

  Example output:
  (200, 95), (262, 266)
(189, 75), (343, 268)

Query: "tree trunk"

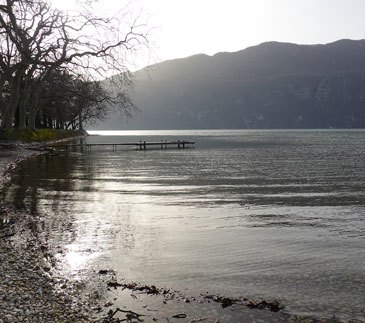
(0, 79), (7, 129)
(3, 93), (20, 128)
(0, 102), (6, 129)
(18, 99), (27, 129)
(78, 113), (83, 130)
(2, 69), (24, 129)
(28, 91), (39, 129)
(18, 78), (31, 129)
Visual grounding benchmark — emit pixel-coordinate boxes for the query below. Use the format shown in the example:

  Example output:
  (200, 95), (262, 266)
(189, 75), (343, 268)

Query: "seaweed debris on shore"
(103, 277), (284, 312)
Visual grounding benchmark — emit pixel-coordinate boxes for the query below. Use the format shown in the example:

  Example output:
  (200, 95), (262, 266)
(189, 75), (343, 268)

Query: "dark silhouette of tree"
(35, 69), (129, 130)
(0, 0), (148, 129)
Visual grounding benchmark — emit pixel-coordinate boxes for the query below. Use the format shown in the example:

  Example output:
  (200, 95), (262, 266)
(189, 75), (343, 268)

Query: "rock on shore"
(0, 145), (40, 188)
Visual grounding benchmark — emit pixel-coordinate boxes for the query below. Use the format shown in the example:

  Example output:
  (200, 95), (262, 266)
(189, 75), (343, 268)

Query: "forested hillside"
(96, 39), (365, 129)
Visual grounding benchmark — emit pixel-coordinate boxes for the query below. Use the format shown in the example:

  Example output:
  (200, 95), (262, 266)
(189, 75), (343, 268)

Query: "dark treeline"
(11, 69), (109, 130)
(0, 0), (147, 130)
(27, 70), (108, 130)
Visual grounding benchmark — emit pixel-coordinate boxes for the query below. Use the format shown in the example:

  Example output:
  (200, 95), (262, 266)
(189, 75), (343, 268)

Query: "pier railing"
(43, 140), (195, 151)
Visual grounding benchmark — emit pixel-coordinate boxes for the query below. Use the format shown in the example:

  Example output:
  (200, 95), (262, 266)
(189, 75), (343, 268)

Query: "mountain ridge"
(95, 39), (365, 130)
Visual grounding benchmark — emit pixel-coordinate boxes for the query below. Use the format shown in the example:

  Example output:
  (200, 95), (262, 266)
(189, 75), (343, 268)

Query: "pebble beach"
(0, 144), (100, 322)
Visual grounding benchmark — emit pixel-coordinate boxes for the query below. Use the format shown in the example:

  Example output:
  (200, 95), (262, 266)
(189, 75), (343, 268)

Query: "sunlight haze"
(51, 0), (365, 70)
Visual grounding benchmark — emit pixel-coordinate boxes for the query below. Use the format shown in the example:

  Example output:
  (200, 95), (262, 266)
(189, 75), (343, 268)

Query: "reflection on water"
(3, 130), (365, 320)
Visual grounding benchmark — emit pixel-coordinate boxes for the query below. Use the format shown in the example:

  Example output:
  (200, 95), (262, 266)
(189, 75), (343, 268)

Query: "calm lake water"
(4, 130), (365, 320)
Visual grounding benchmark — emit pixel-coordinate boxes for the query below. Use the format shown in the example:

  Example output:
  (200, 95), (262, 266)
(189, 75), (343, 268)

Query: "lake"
(4, 129), (365, 321)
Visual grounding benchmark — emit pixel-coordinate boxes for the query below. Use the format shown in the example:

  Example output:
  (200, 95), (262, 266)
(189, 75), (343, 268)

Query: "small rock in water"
(172, 313), (187, 318)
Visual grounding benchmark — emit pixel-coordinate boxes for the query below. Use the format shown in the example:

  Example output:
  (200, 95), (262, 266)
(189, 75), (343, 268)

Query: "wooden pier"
(43, 140), (195, 151)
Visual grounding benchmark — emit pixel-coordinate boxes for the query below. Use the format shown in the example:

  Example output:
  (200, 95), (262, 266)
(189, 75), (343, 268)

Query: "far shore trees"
(0, 0), (148, 130)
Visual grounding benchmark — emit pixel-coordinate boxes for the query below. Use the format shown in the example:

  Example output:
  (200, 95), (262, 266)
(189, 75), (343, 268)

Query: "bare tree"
(0, 0), (148, 129)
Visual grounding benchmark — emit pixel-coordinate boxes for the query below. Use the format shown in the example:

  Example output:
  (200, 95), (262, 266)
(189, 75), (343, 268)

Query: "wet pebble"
(0, 146), (106, 322)
(0, 234), (99, 322)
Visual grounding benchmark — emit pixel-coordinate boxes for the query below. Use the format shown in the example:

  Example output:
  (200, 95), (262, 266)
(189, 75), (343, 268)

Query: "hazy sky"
(52, 0), (365, 70)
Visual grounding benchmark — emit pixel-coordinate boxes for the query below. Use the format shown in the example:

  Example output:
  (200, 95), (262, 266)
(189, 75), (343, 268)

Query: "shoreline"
(0, 138), (104, 322)
(0, 145), (288, 323)
(0, 143), (287, 323)
(1, 141), (362, 323)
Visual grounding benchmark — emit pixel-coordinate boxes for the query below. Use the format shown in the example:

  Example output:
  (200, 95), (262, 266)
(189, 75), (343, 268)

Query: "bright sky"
(51, 0), (365, 70)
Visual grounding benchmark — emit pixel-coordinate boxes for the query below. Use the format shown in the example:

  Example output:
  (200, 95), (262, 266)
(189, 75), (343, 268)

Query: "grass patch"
(0, 129), (86, 143)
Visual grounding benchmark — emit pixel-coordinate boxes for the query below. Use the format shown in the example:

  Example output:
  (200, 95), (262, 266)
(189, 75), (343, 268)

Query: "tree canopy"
(0, 0), (148, 129)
